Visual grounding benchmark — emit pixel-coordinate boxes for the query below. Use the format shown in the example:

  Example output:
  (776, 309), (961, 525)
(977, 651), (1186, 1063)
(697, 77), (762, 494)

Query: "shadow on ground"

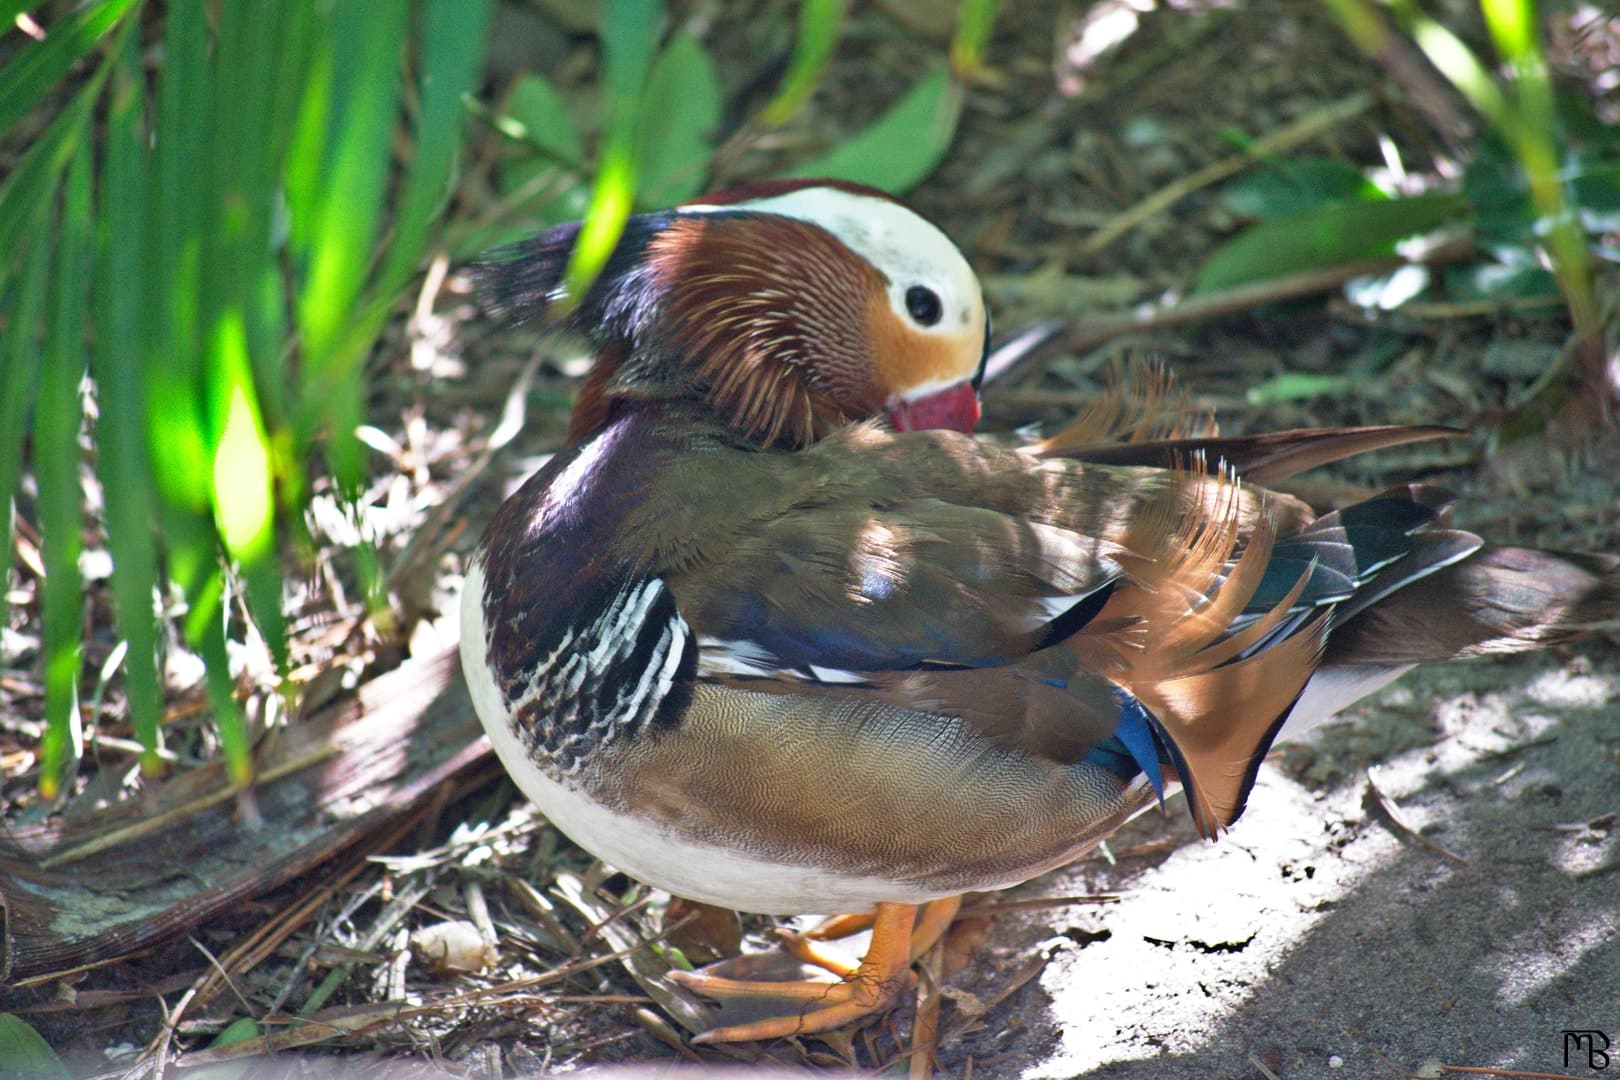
(935, 650), (1620, 1080)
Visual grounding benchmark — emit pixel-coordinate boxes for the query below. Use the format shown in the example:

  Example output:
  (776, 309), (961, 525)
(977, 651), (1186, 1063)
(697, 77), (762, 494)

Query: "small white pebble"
(410, 919), (498, 975)
(1328, 1055), (1344, 1068)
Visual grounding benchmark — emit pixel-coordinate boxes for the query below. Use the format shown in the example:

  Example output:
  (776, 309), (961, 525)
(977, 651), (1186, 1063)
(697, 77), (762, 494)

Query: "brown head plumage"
(476, 181), (989, 447)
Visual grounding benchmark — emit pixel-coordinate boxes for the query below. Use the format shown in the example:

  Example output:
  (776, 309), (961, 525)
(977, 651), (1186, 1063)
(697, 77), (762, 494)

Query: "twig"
(551, 871), (718, 1035)
(909, 936), (944, 1080)
(957, 893), (1122, 918)
(38, 740), (344, 870)
(1247, 1052), (1284, 1080)
(941, 952), (1049, 1042)
(981, 232), (1475, 390)
(1363, 766), (1469, 867)
(1439, 1067), (1598, 1079)
(1077, 91), (1374, 256)
(170, 934), (684, 1070)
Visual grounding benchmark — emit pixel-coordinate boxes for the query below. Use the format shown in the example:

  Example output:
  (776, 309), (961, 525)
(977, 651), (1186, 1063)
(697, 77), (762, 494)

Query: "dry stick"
(142, 810), (430, 1076)
(551, 872), (718, 1036)
(37, 739), (344, 870)
(957, 893), (1121, 919)
(1441, 1068), (1602, 1079)
(1077, 91), (1375, 257)
(909, 947), (944, 1080)
(1363, 765), (1469, 867)
(166, 925), (677, 1070)
(980, 232), (1476, 391)
(1246, 1053), (1284, 1080)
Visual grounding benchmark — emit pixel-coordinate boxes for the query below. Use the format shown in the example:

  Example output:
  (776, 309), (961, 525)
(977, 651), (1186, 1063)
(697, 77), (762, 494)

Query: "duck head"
(476, 180), (988, 448)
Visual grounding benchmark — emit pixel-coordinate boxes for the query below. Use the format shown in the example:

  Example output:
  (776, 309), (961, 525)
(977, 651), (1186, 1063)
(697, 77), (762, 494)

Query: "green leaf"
(501, 73), (586, 168)
(1444, 257), (1559, 303)
(759, 0), (846, 127)
(206, 2), (314, 435)
(1571, 161), (1620, 233)
(1222, 157), (1385, 219)
(786, 66), (962, 194)
(493, 75), (589, 225)
(0, 0), (142, 136)
(214, 1017), (261, 1046)
(1246, 372), (1355, 406)
(1463, 131), (1533, 248)
(0, 65), (101, 266)
(146, 1), (213, 514)
(635, 32), (721, 207)
(1193, 192), (1469, 294)
(0, 1014), (70, 1078)
(193, 576), (253, 787)
(208, 312), (276, 565)
(1480, 0), (1536, 69)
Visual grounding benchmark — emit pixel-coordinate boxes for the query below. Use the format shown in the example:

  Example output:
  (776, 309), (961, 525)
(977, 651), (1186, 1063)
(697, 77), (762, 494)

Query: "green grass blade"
(0, 3), (38, 30)
(0, 72), (100, 266)
(950, 0), (1002, 78)
(0, 0), (141, 136)
(206, 312), (276, 567)
(36, 145), (95, 801)
(92, 25), (164, 773)
(0, 206), (51, 632)
(1480, 0), (1536, 64)
(294, 3), (407, 491)
(208, 1), (310, 435)
(147, 0), (213, 515)
(1396, 0), (1595, 335)
(759, 0), (846, 128)
(206, 307), (284, 668)
(190, 570), (253, 786)
(378, 0), (493, 294)
(561, 0), (662, 309)
(197, 2), (317, 671)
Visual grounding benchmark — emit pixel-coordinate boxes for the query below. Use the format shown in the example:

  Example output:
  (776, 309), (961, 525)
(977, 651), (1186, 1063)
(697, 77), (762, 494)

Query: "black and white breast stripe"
(499, 576), (695, 772)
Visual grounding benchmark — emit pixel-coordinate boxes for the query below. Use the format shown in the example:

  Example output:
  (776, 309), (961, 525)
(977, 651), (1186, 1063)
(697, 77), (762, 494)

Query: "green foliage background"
(0, 0), (997, 801)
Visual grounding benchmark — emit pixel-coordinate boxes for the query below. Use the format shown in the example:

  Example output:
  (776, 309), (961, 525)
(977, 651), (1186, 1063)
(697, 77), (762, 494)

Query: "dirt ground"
(945, 653), (1620, 1079)
(7, 1), (1619, 1077)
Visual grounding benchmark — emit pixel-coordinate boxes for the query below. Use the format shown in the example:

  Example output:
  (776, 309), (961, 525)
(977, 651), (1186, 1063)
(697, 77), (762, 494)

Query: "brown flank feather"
(1069, 464), (1325, 836)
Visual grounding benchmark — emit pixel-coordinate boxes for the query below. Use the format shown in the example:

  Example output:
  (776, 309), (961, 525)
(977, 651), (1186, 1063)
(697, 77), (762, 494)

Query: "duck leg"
(776, 895), (964, 977)
(670, 901), (923, 1043)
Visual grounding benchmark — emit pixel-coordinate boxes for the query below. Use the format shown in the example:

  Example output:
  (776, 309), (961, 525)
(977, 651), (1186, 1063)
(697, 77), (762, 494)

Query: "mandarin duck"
(460, 180), (1620, 1043)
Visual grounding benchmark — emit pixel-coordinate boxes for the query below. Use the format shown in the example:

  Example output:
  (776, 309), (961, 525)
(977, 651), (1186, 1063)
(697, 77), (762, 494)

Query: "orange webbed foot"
(671, 898), (961, 1044)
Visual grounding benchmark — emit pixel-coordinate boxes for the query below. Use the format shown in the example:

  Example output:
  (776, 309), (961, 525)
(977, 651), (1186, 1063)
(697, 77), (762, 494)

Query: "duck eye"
(904, 285), (943, 327)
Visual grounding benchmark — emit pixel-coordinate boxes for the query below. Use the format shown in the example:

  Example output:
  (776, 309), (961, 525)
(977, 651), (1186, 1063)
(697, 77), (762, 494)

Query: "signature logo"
(1564, 1030), (1611, 1071)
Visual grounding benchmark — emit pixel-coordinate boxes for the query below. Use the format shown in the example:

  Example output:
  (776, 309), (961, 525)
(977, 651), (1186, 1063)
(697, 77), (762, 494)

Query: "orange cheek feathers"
(865, 292), (986, 400)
